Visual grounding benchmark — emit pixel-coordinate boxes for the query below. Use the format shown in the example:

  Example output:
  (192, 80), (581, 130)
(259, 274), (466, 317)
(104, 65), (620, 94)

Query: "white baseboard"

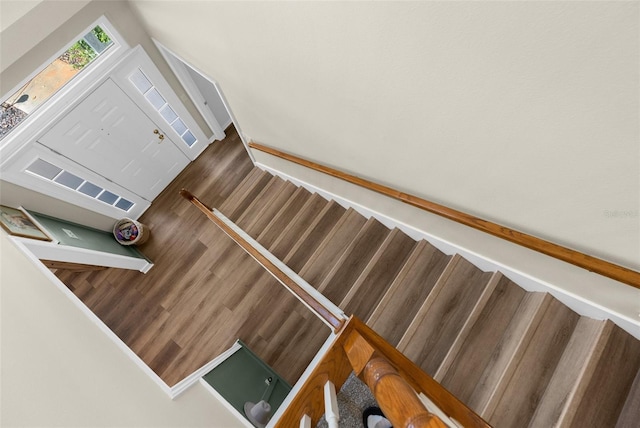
(255, 161), (640, 340)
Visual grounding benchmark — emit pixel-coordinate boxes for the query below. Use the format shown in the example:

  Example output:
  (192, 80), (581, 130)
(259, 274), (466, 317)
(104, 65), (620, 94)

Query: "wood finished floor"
(54, 127), (330, 387)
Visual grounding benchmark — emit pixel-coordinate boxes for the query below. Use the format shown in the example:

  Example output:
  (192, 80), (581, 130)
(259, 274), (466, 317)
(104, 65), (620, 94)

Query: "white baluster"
(299, 414), (312, 428)
(324, 380), (339, 428)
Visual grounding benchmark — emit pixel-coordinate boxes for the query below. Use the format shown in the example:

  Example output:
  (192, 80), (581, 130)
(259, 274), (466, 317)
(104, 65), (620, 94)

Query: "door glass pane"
(130, 69), (152, 94)
(172, 118), (187, 136)
(26, 159), (63, 180)
(54, 171), (83, 189)
(115, 198), (134, 211)
(160, 105), (178, 123)
(145, 88), (166, 110)
(182, 130), (196, 147)
(98, 190), (118, 205)
(78, 181), (102, 197)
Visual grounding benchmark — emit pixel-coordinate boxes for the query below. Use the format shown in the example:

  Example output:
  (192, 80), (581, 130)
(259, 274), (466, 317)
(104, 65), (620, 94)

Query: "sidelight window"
(26, 158), (134, 212)
(129, 68), (198, 147)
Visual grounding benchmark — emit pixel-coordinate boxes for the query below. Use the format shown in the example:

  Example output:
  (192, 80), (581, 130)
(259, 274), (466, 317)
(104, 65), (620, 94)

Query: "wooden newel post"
(344, 330), (446, 428)
(362, 356), (446, 428)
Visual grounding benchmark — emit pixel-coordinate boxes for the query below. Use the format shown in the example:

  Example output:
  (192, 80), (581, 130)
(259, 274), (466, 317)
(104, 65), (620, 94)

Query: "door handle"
(154, 129), (165, 143)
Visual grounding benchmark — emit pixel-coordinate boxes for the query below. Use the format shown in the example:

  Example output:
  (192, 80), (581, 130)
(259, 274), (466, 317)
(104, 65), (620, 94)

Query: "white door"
(39, 78), (189, 200)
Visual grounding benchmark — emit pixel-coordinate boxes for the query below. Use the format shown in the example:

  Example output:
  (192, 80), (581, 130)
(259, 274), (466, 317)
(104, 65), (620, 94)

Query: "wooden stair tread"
(221, 170), (272, 221)
(438, 275), (527, 404)
(257, 186), (313, 249)
(616, 367), (640, 428)
(467, 292), (553, 415)
(268, 193), (329, 259)
(341, 229), (417, 321)
(488, 297), (580, 427)
(218, 166), (262, 213)
(282, 200), (346, 271)
(317, 217), (390, 304)
(570, 323), (640, 427)
(367, 240), (450, 347)
(398, 255), (493, 376)
(235, 175), (286, 230)
(244, 181), (298, 238)
(297, 208), (367, 288)
(528, 317), (611, 427)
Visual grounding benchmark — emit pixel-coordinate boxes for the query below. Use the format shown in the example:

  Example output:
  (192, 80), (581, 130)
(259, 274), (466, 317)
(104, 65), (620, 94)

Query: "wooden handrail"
(180, 189), (346, 332)
(249, 141), (640, 289)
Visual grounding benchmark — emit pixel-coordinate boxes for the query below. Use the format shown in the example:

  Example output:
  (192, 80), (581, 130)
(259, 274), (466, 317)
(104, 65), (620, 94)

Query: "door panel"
(39, 78), (189, 200)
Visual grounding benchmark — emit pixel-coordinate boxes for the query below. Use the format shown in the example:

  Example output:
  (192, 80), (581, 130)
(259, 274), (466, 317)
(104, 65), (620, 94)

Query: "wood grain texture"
(256, 185), (312, 249)
(438, 275), (527, 405)
(529, 317), (611, 427)
(469, 292), (553, 416)
(488, 298), (580, 427)
(248, 141), (640, 288)
(42, 260), (107, 272)
(399, 256), (493, 376)
(317, 217), (390, 304)
(433, 272), (502, 382)
(569, 323), (640, 428)
(282, 200), (346, 271)
(341, 228), (417, 321)
(347, 317), (491, 428)
(235, 175), (285, 228)
(267, 193), (328, 259)
(297, 208), (367, 288)
(368, 241), (451, 347)
(54, 128), (330, 387)
(243, 181), (298, 238)
(616, 368), (640, 428)
(180, 189), (346, 332)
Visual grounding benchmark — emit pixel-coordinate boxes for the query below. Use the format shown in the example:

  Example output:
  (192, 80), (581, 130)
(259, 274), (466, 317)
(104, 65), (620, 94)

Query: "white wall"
(0, 233), (242, 427)
(127, 1), (639, 271)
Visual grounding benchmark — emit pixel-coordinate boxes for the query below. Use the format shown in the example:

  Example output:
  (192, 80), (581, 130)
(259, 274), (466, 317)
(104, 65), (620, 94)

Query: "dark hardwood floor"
(54, 127), (330, 387)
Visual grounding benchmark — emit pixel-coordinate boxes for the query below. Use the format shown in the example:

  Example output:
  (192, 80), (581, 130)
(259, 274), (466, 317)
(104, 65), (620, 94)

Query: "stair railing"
(179, 189), (346, 332)
(181, 189), (491, 428)
(248, 142), (640, 289)
(274, 315), (490, 428)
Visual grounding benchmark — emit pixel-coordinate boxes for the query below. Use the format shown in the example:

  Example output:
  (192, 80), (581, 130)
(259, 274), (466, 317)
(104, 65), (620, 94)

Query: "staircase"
(217, 167), (640, 427)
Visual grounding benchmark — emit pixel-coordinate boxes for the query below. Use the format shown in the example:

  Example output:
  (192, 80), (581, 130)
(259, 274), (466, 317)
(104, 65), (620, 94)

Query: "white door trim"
(2, 143), (151, 219)
(0, 16), (130, 164)
(152, 39), (256, 163)
(154, 43), (225, 141)
(110, 46), (209, 160)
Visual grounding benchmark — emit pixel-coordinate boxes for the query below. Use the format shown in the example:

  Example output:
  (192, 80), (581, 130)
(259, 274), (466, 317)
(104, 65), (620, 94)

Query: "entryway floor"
(54, 126), (330, 387)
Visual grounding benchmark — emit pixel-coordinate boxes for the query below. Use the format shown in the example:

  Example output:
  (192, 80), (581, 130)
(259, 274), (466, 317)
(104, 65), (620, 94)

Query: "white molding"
(18, 238), (153, 273)
(169, 341), (243, 399)
(2, 143), (151, 220)
(151, 38), (255, 164)
(267, 332), (337, 427)
(255, 160), (640, 340)
(1, 16), (129, 163)
(8, 237), (172, 396)
(109, 46), (209, 161)
(153, 40), (225, 142)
